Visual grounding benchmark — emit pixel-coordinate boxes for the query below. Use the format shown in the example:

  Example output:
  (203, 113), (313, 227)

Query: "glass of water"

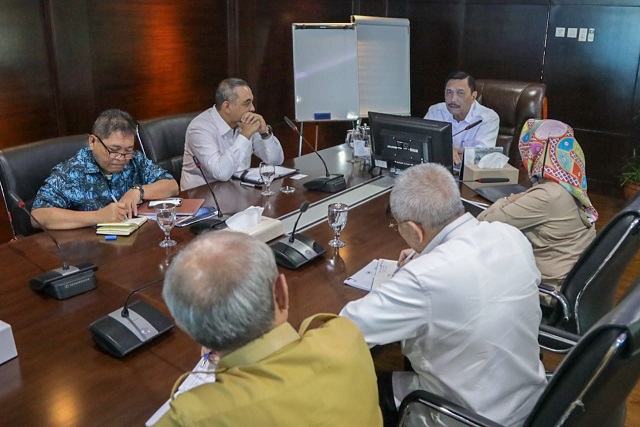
(327, 203), (349, 248)
(155, 203), (177, 248)
(345, 129), (361, 163)
(259, 162), (276, 196)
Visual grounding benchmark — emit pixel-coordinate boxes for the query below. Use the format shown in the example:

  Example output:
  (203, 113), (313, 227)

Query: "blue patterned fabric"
(33, 147), (173, 211)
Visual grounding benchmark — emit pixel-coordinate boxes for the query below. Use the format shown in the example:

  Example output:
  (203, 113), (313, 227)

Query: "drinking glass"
(345, 129), (361, 163)
(327, 203), (349, 248)
(355, 125), (371, 165)
(259, 162), (276, 196)
(155, 203), (177, 247)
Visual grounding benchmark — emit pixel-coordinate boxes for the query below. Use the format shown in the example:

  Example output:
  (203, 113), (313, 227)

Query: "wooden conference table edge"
(0, 145), (411, 426)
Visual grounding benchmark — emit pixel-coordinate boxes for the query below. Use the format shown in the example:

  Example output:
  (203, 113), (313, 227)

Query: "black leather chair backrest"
(551, 191), (640, 334)
(475, 80), (546, 165)
(526, 278), (640, 427)
(0, 135), (88, 238)
(138, 112), (199, 184)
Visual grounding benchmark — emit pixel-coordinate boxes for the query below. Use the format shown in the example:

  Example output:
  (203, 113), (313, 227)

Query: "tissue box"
(463, 163), (519, 189)
(0, 320), (18, 364)
(242, 217), (284, 243)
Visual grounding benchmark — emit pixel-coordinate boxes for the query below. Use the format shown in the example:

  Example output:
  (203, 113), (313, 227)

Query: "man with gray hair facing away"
(341, 163), (546, 427)
(157, 231), (382, 426)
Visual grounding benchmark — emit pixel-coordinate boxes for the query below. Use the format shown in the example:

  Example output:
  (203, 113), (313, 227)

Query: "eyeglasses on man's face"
(91, 134), (134, 160)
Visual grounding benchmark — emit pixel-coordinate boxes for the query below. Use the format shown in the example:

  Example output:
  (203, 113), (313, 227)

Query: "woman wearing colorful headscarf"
(477, 119), (597, 291)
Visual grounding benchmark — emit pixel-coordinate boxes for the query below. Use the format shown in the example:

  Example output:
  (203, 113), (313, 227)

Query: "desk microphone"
(283, 116), (346, 193)
(452, 119), (483, 137)
(460, 177), (510, 183)
(189, 154), (233, 234)
(10, 193), (97, 299)
(89, 279), (174, 358)
(270, 201), (326, 269)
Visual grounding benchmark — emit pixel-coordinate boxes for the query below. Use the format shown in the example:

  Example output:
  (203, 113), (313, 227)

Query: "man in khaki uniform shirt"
(156, 231), (382, 427)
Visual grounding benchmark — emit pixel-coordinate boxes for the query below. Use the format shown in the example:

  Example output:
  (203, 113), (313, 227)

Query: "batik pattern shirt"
(33, 147), (173, 211)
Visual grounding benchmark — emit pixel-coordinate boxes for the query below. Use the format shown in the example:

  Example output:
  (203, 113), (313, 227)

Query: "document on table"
(344, 259), (397, 292)
(145, 356), (217, 426)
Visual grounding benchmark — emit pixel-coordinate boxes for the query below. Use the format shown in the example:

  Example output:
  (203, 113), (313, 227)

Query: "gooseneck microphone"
(189, 154), (234, 234)
(270, 201), (326, 270)
(289, 201), (310, 243)
(10, 193), (97, 299)
(452, 119), (483, 137)
(89, 279), (174, 358)
(283, 116), (347, 193)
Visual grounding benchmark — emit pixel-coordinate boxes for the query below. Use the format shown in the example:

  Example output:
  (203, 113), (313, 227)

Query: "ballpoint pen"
(201, 351), (211, 368)
(393, 250), (416, 276)
(240, 181), (262, 189)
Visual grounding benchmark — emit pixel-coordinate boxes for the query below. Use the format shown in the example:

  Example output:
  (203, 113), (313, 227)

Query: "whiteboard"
(354, 16), (411, 117)
(292, 24), (360, 122)
(292, 17), (411, 122)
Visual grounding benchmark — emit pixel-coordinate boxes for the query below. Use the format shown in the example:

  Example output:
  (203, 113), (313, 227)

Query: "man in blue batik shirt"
(32, 109), (179, 230)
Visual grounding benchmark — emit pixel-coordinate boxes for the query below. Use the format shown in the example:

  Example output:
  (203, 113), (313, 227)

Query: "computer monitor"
(368, 111), (453, 173)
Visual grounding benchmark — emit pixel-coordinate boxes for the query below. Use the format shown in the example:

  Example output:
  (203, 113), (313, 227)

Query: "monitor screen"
(368, 111), (453, 173)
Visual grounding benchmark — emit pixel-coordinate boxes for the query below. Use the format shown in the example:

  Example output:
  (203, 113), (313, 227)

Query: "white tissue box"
(0, 320), (18, 364)
(241, 217), (284, 243)
(463, 163), (519, 189)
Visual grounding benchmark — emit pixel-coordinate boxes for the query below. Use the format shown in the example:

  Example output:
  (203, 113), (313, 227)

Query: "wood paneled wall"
(1, 0), (640, 242)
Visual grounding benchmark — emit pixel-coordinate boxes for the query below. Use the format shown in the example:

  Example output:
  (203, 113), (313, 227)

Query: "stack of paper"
(344, 259), (397, 292)
(96, 216), (148, 236)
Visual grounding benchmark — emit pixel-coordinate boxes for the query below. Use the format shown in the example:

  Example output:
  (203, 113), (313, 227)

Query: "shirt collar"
(462, 100), (483, 123)
(81, 147), (103, 174)
(421, 213), (476, 255)
(440, 100), (481, 124)
(218, 322), (300, 369)
(210, 107), (235, 137)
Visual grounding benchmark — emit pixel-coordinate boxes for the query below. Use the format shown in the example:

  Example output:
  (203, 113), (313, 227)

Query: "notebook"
(232, 166), (298, 184)
(96, 216), (148, 236)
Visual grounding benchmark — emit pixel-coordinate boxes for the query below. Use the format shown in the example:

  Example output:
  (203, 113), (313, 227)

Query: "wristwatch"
(260, 125), (273, 139)
(132, 185), (145, 204)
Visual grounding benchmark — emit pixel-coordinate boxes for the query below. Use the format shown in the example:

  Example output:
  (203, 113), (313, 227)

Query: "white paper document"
(233, 166), (297, 184)
(344, 259), (397, 292)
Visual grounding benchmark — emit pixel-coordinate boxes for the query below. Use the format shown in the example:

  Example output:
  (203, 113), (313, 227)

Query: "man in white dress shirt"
(425, 71), (499, 166)
(340, 163), (546, 427)
(180, 78), (284, 190)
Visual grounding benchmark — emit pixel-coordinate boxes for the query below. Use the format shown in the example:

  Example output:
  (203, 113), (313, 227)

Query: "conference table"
(0, 144), (431, 426)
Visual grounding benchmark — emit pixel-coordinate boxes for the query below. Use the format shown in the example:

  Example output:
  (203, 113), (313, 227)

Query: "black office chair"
(0, 135), (88, 238)
(138, 112), (199, 184)
(397, 277), (640, 427)
(538, 190), (640, 353)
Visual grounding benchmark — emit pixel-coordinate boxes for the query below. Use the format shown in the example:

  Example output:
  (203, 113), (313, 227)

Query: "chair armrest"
(398, 390), (504, 427)
(538, 324), (580, 354)
(538, 283), (571, 322)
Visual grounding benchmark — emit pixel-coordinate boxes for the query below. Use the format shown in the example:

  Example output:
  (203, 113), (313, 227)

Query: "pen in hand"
(110, 194), (129, 220)
(393, 250), (416, 276)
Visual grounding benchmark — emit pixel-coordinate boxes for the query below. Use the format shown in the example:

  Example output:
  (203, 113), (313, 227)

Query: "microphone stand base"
(271, 233), (326, 270)
(29, 262), (98, 300)
(89, 300), (174, 358)
(189, 214), (233, 235)
(303, 174), (346, 193)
